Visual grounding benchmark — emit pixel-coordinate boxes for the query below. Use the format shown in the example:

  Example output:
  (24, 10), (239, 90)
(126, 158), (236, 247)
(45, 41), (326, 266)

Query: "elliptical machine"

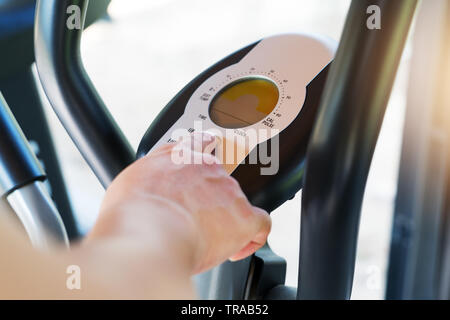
(0, 0), (421, 299)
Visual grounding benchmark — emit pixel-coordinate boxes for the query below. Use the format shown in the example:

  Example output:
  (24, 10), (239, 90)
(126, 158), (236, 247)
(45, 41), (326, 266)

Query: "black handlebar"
(297, 0), (417, 300)
(34, 0), (135, 188)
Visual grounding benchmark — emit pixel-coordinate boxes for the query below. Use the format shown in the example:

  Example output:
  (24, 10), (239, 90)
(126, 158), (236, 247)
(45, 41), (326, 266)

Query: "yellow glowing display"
(209, 78), (279, 129)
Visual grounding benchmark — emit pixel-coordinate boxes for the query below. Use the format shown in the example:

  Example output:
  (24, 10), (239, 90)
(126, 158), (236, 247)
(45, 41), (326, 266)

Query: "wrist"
(87, 195), (202, 274)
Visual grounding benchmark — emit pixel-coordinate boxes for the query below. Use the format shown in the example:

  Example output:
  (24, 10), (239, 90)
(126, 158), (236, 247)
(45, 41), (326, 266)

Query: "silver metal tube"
(7, 181), (69, 250)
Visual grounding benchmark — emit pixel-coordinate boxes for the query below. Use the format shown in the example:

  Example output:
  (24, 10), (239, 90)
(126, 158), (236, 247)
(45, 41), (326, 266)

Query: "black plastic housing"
(137, 42), (331, 213)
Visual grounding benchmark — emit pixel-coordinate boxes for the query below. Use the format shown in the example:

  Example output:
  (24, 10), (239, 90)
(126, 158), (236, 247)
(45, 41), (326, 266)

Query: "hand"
(89, 132), (271, 274)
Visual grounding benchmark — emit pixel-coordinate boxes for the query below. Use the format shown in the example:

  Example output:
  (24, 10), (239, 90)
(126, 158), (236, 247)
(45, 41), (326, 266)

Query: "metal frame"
(0, 93), (68, 249)
(0, 67), (80, 239)
(0, 0), (113, 240)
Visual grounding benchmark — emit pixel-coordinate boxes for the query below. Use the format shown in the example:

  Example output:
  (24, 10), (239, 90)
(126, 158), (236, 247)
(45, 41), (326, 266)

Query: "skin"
(0, 133), (271, 299)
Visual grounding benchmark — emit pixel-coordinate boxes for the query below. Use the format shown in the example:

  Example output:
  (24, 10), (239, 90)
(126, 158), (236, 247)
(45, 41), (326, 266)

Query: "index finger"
(178, 132), (218, 155)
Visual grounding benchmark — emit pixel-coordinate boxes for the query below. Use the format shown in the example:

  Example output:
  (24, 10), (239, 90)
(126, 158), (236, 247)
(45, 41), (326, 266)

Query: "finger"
(171, 132), (220, 166)
(229, 207), (271, 261)
(252, 206), (272, 241)
(229, 241), (261, 262)
(146, 142), (175, 157)
(179, 132), (218, 155)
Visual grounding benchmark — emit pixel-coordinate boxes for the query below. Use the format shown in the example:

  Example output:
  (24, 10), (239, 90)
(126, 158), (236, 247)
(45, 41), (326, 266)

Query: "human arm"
(0, 133), (271, 299)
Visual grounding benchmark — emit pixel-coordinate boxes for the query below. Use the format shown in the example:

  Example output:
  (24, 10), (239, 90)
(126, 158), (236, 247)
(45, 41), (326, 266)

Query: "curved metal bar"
(7, 181), (69, 249)
(297, 0), (417, 300)
(0, 93), (68, 249)
(34, 0), (135, 187)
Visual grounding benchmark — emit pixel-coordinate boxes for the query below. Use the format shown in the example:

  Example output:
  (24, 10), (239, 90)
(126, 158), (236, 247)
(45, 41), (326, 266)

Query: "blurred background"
(30, 0), (414, 299)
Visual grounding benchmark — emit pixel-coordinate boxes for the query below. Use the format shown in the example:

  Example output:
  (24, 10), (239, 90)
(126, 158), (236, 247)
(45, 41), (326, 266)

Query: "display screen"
(209, 78), (279, 129)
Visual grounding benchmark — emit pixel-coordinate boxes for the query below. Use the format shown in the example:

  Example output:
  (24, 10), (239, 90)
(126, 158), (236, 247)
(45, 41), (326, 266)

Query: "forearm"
(0, 134), (271, 299)
(69, 236), (196, 299)
(0, 199), (198, 299)
(77, 196), (200, 299)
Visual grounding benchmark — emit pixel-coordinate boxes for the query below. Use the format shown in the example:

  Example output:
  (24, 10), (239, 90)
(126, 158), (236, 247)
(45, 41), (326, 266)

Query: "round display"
(209, 78), (279, 129)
